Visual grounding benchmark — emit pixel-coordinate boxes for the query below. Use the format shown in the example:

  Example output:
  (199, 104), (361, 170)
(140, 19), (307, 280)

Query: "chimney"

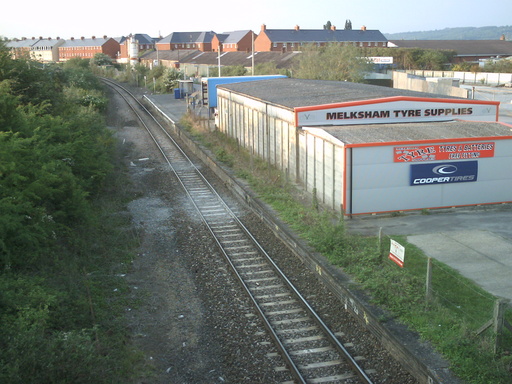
(294, 25), (300, 31)
(39, 36), (43, 40)
(32, 37), (35, 40)
(92, 36), (96, 39)
(261, 24), (267, 32)
(331, 25), (337, 31)
(48, 37), (51, 40)
(103, 35), (107, 39)
(81, 36), (85, 40)
(361, 26), (367, 31)
(71, 37), (74, 40)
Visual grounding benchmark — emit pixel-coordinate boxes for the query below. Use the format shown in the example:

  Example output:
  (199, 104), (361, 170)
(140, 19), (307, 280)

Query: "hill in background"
(384, 25), (512, 40)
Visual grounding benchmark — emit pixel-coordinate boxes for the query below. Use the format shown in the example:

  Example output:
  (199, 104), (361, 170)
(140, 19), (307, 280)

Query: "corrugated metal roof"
(320, 120), (512, 145)
(218, 78), (459, 110)
(264, 29), (387, 43)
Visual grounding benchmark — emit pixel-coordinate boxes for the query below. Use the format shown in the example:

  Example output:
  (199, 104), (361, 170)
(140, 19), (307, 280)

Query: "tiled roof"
(6, 38), (39, 48)
(389, 40), (512, 56)
(31, 38), (64, 48)
(61, 37), (112, 47)
(263, 29), (387, 43)
(222, 30), (252, 44)
(158, 31), (216, 44)
(119, 33), (155, 45)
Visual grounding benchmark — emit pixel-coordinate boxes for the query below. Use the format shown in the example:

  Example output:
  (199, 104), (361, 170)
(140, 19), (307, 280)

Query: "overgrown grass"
(181, 113), (512, 384)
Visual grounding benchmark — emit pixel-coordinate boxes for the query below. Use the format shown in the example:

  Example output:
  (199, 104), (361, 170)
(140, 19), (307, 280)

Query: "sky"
(2, 0), (511, 40)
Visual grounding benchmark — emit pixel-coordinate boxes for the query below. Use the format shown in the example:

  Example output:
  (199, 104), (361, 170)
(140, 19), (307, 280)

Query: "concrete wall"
(402, 70), (512, 86)
(217, 89), (298, 180)
(393, 71), (468, 98)
(300, 129), (344, 212)
(217, 89), (346, 213)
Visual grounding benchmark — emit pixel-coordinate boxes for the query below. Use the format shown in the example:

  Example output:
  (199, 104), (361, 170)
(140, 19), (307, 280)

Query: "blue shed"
(201, 75), (287, 108)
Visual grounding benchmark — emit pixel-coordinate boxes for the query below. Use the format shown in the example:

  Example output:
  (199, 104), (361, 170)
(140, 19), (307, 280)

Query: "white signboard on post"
(389, 239), (405, 268)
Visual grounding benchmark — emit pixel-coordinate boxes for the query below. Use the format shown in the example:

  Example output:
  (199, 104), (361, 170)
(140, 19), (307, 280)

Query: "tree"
(208, 65), (247, 78)
(161, 67), (183, 92)
(323, 21), (332, 30)
(90, 53), (113, 67)
(294, 43), (373, 83)
(345, 20), (352, 30)
(483, 58), (512, 73)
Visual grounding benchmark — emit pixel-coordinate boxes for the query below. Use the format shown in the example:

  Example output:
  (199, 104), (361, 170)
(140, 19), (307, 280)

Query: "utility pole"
(252, 31), (255, 76)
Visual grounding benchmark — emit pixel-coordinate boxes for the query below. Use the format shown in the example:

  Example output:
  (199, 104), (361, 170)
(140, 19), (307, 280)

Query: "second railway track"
(104, 78), (377, 384)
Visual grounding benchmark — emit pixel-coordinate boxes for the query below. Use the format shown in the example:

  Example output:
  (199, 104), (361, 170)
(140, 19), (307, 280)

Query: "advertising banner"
(394, 142), (495, 162)
(295, 98), (499, 127)
(410, 161), (478, 186)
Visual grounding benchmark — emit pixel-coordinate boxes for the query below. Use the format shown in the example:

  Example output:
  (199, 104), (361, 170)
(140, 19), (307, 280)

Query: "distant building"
(58, 36), (120, 61)
(254, 24), (388, 52)
(389, 40), (512, 63)
(6, 37), (64, 62)
(156, 31), (216, 52)
(213, 30), (256, 52)
(118, 33), (157, 64)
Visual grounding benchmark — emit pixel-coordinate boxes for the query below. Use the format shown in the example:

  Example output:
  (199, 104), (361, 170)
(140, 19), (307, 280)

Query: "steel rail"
(103, 78), (374, 384)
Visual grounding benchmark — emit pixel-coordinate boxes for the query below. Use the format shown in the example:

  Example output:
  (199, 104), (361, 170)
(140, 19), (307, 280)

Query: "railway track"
(103, 78), (376, 384)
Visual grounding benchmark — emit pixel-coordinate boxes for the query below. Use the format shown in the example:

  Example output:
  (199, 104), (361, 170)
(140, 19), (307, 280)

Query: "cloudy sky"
(2, 0), (511, 39)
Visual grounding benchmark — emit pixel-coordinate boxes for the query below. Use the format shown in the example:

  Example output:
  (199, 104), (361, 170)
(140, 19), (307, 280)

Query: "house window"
(273, 42), (278, 48)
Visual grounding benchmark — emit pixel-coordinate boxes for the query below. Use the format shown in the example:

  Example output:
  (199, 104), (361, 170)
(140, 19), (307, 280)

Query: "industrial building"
(216, 78), (511, 216)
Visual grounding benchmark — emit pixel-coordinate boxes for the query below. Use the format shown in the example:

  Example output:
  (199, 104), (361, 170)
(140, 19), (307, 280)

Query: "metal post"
(493, 299), (506, 354)
(426, 257), (433, 304)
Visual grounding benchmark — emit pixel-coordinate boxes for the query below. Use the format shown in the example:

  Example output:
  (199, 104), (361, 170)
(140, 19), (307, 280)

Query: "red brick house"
(254, 24), (388, 52)
(58, 36), (120, 61)
(213, 30), (256, 52)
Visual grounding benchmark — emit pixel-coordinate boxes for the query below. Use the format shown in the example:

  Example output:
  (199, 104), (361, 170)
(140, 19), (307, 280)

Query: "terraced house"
(58, 36), (120, 61)
(254, 24), (388, 52)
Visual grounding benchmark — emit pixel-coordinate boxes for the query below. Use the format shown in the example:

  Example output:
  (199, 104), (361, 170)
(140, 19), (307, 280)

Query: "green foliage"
(451, 62), (481, 72)
(0, 47), (141, 382)
(161, 67), (182, 92)
(90, 53), (114, 67)
(63, 57), (90, 70)
(253, 62), (290, 76)
(483, 59), (512, 73)
(208, 65), (247, 78)
(363, 46), (456, 70)
(293, 43), (374, 82)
